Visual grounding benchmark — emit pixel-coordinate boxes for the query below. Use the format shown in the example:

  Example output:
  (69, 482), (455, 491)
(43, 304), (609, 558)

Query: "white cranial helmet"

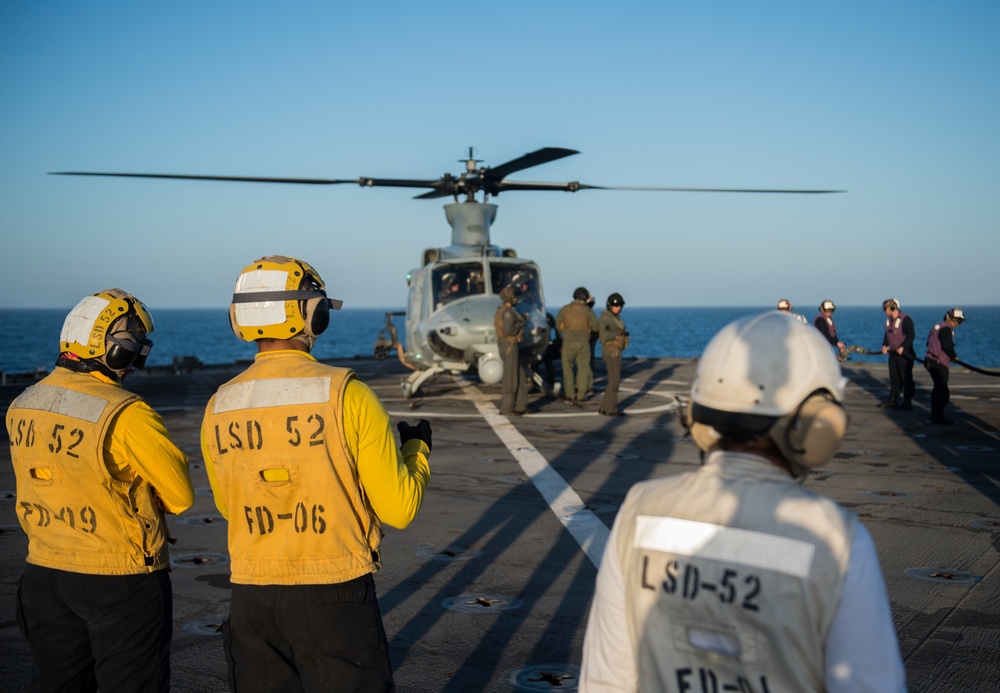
(690, 312), (849, 472)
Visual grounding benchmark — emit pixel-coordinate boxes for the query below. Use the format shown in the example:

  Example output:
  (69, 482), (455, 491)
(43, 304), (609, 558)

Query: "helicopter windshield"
(490, 262), (542, 308)
(433, 262), (487, 307)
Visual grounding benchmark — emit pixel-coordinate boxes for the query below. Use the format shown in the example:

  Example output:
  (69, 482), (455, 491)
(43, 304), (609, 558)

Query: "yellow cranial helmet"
(229, 255), (343, 343)
(60, 289), (155, 373)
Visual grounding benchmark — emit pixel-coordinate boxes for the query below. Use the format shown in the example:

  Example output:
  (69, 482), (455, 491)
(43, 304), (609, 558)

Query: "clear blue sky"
(2, 1), (997, 310)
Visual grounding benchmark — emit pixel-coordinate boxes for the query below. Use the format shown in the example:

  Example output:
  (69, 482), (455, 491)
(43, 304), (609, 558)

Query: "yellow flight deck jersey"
(7, 367), (194, 574)
(201, 350), (430, 586)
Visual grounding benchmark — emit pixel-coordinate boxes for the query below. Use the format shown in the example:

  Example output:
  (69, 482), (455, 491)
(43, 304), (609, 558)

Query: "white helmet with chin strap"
(688, 311), (849, 475)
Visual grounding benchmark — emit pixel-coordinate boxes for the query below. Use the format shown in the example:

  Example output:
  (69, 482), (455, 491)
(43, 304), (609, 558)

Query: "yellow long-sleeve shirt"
(105, 388), (196, 515)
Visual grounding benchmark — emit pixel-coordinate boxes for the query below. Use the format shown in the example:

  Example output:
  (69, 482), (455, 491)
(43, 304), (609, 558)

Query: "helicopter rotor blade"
(49, 172), (362, 185)
(484, 148), (579, 181)
(492, 181), (844, 194)
(355, 177), (452, 190)
(594, 185), (845, 193)
(492, 180), (600, 193)
(412, 189), (453, 200)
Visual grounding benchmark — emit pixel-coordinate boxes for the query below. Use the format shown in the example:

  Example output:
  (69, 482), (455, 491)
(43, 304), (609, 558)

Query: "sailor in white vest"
(581, 311), (905, 692)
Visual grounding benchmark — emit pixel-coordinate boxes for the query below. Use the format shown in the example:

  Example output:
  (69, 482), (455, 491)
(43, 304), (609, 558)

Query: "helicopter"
(53, 146), (841, 399)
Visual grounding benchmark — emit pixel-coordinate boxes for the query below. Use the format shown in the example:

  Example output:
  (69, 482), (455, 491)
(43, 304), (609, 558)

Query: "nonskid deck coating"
(2, 357), (999, 692)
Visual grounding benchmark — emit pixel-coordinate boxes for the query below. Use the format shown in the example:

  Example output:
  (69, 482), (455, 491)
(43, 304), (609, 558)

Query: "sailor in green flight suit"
(495, 285), (528, 415)
(556, 286), (600, 406)
(599, 292), (629, 416)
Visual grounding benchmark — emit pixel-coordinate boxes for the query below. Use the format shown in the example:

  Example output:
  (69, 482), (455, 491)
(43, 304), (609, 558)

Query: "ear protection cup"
(105, 340), (138, 370)
(104, 334), (153, 371)
(681, 400), (723, 453)
(770, 393), (847, 470)
(690, 422), (723, 453)
(302, 296), (330, 338)
(103, 312), (153, 371)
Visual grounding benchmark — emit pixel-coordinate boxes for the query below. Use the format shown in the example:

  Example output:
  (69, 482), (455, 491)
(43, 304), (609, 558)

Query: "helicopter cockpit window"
(490, 263), (541, 308)
(433, 263), (486, 307)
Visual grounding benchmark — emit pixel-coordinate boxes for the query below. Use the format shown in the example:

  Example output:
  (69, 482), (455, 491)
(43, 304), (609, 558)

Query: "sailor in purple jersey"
(879, 298), (916, 410)
(813, 299), (846, 358)
(924, 308), (965, 425)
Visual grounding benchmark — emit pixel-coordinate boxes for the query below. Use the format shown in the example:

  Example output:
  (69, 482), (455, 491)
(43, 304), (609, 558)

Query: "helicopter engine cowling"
(477, 353), (504, 385)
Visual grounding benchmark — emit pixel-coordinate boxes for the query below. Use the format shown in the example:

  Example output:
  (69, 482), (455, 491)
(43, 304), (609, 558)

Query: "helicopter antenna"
(462, 147), (482, 173)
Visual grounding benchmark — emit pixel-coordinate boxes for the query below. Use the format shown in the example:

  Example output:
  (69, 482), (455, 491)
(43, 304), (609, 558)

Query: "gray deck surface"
(2, 357), (998, 691)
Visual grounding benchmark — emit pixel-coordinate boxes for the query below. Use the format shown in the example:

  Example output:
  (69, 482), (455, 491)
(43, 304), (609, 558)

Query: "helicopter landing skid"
(402, 366), (447, 400)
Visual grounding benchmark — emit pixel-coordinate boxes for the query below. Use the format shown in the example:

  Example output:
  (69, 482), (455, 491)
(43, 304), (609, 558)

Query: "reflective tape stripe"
(213, 377), (331, 413)
(634, 515), (815, 578)
(60, 295), (111, 347)
(12, 385), (108, 423)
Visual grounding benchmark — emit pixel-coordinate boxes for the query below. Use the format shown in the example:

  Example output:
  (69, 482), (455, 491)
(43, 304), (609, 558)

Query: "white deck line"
(454, 378), (610, 569)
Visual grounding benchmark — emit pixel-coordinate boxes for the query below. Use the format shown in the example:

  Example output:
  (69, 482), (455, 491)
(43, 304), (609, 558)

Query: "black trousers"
(16, 563), (173, 693)
(224, 573), (394, 693)
(887, 351), (915, 404)
(926, 361), (951, 419)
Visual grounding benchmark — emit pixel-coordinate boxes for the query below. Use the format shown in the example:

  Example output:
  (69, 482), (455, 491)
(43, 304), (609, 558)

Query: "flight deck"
(2, 357), (998, 692)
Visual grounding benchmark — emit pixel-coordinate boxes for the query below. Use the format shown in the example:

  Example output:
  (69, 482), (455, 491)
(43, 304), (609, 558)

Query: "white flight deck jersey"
(614, 452), (857, 692)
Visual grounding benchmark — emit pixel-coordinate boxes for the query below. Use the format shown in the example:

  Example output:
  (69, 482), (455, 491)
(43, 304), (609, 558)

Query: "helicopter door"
(405, 271), (428, 354)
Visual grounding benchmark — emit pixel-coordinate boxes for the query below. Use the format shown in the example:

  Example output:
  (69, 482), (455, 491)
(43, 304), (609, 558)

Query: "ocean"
(2, 305), (998, 376)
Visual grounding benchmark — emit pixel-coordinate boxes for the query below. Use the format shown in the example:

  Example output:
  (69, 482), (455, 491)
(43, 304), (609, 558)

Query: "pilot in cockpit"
(438, 272), (462, 307)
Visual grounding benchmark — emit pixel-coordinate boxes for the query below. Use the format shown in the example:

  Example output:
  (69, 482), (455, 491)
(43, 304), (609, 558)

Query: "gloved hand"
(397, 419), (432, 452)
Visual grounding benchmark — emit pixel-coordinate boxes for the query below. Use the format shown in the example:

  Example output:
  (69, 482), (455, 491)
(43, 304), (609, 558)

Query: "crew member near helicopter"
(584, 294), (599, 399)
(599, 293), (629, 417)
(924, 308), (965, 426)
(201, 256), (431, 691)
(880, 298), (915, 410)
(495, 285), (529, 415)
(532, 311), (561, 392)
(8, 289), (194, 692)
(581, 312), (905, 692)
(814, 299), (846, 358)
(556, 287), (600, 406)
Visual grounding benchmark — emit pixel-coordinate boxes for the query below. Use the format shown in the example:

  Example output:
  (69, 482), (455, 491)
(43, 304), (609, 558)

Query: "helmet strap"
(56, 354), (122, 382)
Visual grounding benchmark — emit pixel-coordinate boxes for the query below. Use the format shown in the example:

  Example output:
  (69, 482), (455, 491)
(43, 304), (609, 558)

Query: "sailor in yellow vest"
(201, 256), (431, 692)
(7, 288), (194, 692)
(582, 312), (905, 692)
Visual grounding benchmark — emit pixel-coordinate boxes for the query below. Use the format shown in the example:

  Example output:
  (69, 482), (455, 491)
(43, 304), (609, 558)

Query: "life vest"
(925, 321), (953, 367)
(494, 305), (524, 344)
(813, 314), (838, 344)
(615, 452), (856, 692)
(203, 355), (382, 585)
(559, 302), (595, 339)
(884, 311), (911, 351)
(600, 311), (628, 355)
(8, 368), (171, 574)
